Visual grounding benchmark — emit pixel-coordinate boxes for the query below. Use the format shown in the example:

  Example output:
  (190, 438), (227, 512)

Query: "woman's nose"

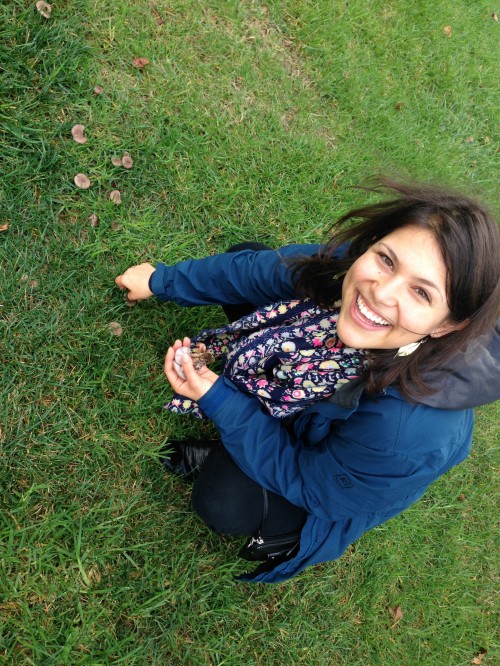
(373, 275), (400, 306)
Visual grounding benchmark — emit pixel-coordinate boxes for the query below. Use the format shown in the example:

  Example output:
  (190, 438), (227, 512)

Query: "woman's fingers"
(114, 263), (155, 300)
(171, 337), (191, 351)
(164, 342), (217, 401)
(115, 274), (126, 290)
(164, 348), (185, 391)
(179, 351), (198, 382)
(164, 346), (175, 378)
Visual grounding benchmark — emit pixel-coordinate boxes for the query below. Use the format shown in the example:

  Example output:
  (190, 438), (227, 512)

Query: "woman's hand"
(164, 337), (219, 401)
(115, 263), (155, 301)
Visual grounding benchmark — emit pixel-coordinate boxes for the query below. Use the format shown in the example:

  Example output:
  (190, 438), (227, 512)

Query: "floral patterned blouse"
(165, 298), (366, 419)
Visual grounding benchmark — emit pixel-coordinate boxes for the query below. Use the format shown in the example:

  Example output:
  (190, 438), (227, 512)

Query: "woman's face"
(336, 225), (464, 350)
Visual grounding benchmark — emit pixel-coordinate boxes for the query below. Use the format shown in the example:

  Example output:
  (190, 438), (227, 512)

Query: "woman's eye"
(415, 287), (430, 302)
(378, 253), (393, 268)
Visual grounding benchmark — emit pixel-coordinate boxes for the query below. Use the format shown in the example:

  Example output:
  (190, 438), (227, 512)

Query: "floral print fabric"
(165, 298), (365, 419)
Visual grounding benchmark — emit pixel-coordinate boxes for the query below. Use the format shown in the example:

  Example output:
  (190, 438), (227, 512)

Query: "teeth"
(357, 295), (390, 326)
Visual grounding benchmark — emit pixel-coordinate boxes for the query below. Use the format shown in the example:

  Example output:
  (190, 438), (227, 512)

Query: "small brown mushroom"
(93, 85), (104, 95)
(111, 156), (123, 167)
(109, 190), (122, 204)
(0, 223), (9, 232)
(109, 321), (123, 336)
(111, 220), (122, 231)
(133, 57), (149, 68)
(36, 1), (51, 18)
(88, 213), (99, 227)
(74, 174), (91, 189)
(71, 124), (87, 144)
(122, 154), (133, 169)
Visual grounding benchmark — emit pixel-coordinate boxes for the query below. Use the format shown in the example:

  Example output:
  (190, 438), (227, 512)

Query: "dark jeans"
(192, 447), (307, 537)
(191, 242), (307, 538)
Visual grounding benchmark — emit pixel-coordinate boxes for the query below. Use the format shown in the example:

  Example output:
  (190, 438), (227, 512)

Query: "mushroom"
(36, 1), (51, 18)
(74, 173), (91, 189)
(122, 154), (133, 169)
(109, 190), (122, 204)
(173, 346), (214, 379)
(71, 124), (87, 144)
(174, 347), (189, 378)
(111, 156), (123, 167)
(93, 85), (104, 95)
(109, 322), (123, 336)
(88, 213), (99, 227)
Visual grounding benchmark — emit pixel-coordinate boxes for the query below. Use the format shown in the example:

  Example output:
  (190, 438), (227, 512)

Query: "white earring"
(394, 339), (427, 358)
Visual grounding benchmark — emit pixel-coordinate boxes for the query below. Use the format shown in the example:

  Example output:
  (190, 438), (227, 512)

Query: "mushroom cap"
(132, 57), (149, 68)
(71, 124), (87, 144)
(74, 173), (91, 189)
(36, 1), (52, 18)
(109, 321), (123, 336)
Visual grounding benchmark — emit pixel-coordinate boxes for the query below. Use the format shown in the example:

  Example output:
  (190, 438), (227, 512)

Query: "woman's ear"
(430, 319), (470, 338)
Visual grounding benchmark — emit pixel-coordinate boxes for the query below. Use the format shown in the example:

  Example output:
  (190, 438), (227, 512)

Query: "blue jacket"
(150, 245), (498, 583)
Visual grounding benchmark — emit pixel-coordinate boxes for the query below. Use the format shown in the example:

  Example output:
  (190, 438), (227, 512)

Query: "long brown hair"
(289, 178), (500, 400)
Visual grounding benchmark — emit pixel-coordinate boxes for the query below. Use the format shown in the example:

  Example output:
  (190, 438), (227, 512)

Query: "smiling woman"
(115, 177), (499, 583)
(337, 225), (464, 350)
(292, 178), (500, 400)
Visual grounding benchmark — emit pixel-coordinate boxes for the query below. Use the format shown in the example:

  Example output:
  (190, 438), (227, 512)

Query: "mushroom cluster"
(70, 116), (134, 222)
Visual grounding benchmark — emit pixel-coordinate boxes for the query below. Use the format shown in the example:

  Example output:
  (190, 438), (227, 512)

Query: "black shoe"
(160, 439), (222, 481)
(238, 530), (301, 563)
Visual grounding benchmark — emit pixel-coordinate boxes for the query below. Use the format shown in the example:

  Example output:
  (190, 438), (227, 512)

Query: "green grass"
(1, 0), (499, 663)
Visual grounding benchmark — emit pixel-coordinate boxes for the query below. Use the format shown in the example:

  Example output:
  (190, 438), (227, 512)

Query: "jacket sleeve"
(197, 378), (472, 522)
(148, 244), (320, 306)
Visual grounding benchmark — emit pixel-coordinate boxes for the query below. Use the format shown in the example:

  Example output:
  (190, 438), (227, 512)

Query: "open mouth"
(355, 294), (391, 327)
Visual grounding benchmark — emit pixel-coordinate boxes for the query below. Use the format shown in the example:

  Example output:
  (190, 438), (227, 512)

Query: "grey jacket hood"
(419, 321), (500, 410)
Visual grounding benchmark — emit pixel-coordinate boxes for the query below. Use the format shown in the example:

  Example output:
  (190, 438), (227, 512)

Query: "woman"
(115, 179), (499, 583)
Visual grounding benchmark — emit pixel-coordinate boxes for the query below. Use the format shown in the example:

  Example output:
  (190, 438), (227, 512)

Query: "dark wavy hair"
(289, 177), (500, 400)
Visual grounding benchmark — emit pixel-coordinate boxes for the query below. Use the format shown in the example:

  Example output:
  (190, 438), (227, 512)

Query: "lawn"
(0, 0), (498, 664)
